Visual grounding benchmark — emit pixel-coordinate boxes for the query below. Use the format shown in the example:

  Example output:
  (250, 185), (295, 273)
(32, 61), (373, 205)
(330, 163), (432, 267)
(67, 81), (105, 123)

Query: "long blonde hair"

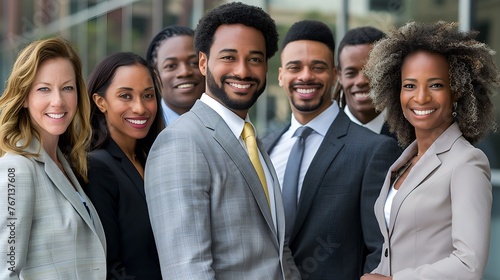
(0, 37), (92, 182)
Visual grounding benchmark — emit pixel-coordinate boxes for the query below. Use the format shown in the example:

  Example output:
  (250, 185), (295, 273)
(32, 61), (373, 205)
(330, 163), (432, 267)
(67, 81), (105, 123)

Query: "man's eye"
(164, 64), (177, 70)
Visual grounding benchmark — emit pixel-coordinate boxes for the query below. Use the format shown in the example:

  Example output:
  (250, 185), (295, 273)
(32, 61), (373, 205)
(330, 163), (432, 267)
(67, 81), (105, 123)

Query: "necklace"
(125, 153), (137, 163)
(393, 153), (418, 182)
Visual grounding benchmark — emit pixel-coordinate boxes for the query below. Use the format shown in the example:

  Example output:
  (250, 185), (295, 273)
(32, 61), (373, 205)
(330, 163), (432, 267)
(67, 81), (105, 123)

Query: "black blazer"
(84, 139), (162, 280)
(262, 110), (401, 280)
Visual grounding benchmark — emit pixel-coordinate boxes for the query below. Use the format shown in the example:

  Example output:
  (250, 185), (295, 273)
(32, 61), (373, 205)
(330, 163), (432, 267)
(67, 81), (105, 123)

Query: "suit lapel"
(25, 139), (106, 250)
(380, 122), (391, 136)
(259, 139), (282, 241)
(290, 111), (349, 242)
(389, 151), (441, 236)
(375, 167), (394, 241)
(388, 123), (461, 236)
(263, 125), (289, 154)
(105, 140), (145, 200)
(192, 102), (277, 236)
(383, 142), (421, 236)
(380, 121), (398, 141)
(31, 143), (95, 231)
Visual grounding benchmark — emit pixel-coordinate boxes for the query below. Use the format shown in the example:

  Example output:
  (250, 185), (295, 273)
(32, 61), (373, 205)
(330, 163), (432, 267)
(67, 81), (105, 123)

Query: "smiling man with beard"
(144, 2), (300, 279)
(204, 61), (265, 113)
(262, 20), (401, 280)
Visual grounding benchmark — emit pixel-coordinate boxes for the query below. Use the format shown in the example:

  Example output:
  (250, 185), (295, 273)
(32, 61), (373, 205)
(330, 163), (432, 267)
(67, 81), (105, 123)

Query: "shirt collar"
(162, 99), (181, 125)
(200, 93), (252, 139)
(289, 101), (340, 137)
(344, 104), (387, 134)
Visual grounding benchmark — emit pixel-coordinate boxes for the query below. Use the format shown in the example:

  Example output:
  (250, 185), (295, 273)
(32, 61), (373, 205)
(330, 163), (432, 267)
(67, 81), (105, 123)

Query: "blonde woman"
(0, 37), (106, 279)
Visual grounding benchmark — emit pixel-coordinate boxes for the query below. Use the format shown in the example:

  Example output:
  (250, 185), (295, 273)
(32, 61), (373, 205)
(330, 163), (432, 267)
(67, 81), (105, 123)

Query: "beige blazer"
(0, 138), (106, 279)
(373, 123), (492, 279)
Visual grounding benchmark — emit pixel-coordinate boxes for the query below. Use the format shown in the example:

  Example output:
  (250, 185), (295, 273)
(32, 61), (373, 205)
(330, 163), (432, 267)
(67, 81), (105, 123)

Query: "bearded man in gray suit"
(144, 2), (300, 279)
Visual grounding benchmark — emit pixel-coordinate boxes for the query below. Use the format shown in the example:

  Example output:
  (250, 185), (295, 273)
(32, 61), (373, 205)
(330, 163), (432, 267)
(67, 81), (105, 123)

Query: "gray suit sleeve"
(0, 156), (35, 279)
(145, 128), (215, 279)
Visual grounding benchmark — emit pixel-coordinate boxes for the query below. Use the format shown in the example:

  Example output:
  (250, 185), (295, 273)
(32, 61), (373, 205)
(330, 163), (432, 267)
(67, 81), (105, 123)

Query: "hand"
(361, 273), (392, 280)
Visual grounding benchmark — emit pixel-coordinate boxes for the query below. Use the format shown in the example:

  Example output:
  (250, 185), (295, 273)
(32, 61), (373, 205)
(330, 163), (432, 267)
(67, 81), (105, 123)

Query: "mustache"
(221, 75), (260, 83)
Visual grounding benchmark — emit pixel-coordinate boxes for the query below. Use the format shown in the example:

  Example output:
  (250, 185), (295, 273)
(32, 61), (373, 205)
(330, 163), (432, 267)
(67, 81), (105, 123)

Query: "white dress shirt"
(270, 101), (340, 202)
(384, 186), (397, 229)
(344, 105), (387, 134)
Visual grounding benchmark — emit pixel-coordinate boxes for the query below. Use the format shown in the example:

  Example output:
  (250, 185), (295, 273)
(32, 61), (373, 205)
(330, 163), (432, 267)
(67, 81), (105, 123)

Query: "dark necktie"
(282, 126), (313, 239)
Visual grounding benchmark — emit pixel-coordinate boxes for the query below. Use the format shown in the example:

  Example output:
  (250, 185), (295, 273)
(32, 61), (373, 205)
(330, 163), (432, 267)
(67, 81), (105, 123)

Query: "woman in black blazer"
(84, 52), (165, 279)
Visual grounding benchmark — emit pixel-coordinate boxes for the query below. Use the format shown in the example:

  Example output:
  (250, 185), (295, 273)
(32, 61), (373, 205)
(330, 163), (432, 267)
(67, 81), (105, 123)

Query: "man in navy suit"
(263, 20), (401, 280)
(336, 26), (396, 140)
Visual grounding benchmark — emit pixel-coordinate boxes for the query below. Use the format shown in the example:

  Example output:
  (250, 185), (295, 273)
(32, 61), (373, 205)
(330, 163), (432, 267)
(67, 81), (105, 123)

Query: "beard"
(206, 67), (266, 111)
(289, 83), (327, 112)
(291, 96), (325, 112)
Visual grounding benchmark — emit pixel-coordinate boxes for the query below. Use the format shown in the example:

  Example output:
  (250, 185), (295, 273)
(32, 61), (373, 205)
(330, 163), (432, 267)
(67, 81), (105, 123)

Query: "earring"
(452, 102), (457, 118)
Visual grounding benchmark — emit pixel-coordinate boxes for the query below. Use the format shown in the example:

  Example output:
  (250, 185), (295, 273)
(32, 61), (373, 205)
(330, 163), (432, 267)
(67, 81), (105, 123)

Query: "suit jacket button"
(384, 248), (388, 257)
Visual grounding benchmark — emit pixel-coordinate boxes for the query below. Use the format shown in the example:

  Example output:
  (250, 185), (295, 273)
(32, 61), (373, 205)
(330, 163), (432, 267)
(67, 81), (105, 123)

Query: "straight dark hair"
(87, 52), (165, 166)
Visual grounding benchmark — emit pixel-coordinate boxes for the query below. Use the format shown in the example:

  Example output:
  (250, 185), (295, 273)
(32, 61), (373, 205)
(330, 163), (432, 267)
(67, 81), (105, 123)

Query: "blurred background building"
(1, 0), (499, 278)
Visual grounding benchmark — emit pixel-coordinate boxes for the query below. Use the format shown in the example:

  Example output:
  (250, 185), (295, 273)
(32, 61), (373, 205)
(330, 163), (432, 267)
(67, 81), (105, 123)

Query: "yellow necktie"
(242, 122), (270, 205)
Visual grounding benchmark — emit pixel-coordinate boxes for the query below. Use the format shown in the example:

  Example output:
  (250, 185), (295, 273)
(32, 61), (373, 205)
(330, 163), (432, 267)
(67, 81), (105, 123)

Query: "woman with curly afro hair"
(361, 21), (500, 280)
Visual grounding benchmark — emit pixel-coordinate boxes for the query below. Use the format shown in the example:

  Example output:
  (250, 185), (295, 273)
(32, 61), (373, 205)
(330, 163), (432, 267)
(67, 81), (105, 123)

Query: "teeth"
(127, 119), (147, 125)
(177, 84), (194, 89)
(296, 88), (316, 94)
(229, 83), (251, 89)
(355, 92), (369, 97)
(414, 109), (435, 116)
(47, 113), (65, 119)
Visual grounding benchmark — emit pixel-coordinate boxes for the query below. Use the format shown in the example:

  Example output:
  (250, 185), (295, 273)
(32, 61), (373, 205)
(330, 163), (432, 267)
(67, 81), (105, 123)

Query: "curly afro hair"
(364, 21), (500, 147)
(194, 1), (278, 60)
